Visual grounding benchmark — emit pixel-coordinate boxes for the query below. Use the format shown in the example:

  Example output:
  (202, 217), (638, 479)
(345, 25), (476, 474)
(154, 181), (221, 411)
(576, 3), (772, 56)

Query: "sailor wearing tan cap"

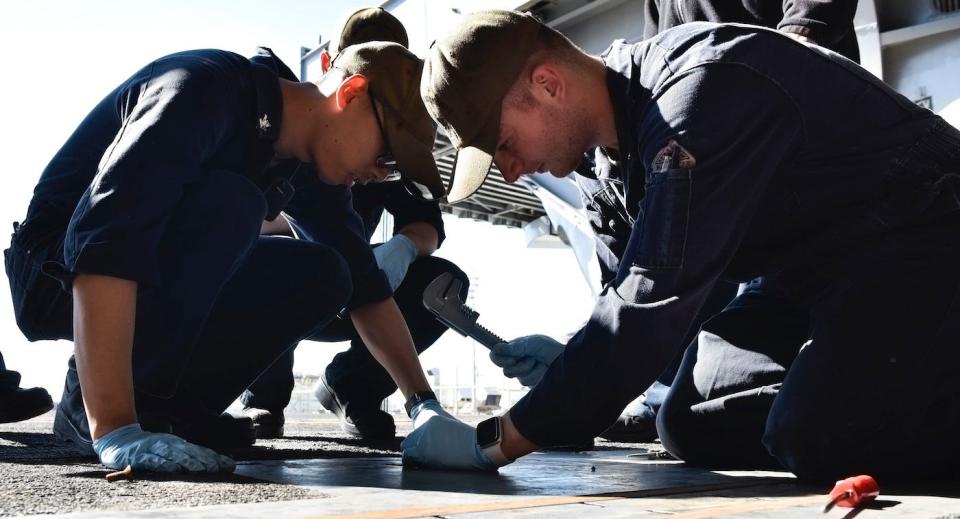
(403, 10), (960, 483)
(8, 40), (441, 474)
(241, 7), (470, 443)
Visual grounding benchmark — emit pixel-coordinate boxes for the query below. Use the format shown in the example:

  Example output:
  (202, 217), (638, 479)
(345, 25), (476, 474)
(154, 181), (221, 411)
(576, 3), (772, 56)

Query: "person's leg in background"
(315, 255), (468, 439)
(239, 316), (354, 438)
(656, 277), (810, 468)
(159, 235), (351, 440)
(240, 255), (466, 440)
(0, 351), (53, 424)
(600, 279), (741, 443)
(238, 348), (297, 438)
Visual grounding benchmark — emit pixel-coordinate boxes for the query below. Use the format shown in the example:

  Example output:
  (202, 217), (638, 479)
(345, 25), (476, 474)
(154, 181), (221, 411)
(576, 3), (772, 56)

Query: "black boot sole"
(0, 394), (53, 424)
(173, 414), (257, 449)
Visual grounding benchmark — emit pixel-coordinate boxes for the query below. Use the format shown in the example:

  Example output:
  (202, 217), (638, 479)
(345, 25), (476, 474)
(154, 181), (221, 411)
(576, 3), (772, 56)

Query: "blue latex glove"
(93, 423), (235, 473)
(401, 399), (499, 471)
(373, 234), (417, 291)
(489, 334), (564, 387)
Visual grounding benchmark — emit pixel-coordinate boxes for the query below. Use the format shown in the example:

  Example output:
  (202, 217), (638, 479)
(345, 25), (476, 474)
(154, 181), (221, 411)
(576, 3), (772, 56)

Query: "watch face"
(476, 417), (501, 449)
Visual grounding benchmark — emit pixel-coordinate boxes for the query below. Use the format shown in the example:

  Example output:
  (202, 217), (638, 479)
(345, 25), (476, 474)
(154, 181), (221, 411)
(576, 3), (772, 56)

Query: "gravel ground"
(0, 412), (399, 516)
(0, 411), (655, 516)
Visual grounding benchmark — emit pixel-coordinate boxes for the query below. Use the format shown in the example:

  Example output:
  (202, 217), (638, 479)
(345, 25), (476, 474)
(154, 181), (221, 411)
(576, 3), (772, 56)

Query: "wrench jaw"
(441, 276), (464, 306)
(423, 272), (458, 316)
(423, 273), (505, 350)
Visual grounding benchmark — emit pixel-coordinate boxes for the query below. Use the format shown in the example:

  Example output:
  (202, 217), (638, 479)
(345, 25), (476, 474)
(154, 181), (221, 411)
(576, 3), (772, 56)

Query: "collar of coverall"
(249, 46), (299, 142)
(599, 40), (649, 192)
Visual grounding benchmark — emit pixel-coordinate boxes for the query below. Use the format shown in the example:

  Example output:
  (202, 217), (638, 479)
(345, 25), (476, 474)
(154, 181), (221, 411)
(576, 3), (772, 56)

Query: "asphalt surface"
(0, 411), (652, 516)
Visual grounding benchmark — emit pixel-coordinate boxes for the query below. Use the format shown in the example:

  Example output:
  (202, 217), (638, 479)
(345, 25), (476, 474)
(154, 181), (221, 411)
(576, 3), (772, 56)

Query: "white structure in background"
(856, 0), (960, 113)
(942, 98), (960, 128)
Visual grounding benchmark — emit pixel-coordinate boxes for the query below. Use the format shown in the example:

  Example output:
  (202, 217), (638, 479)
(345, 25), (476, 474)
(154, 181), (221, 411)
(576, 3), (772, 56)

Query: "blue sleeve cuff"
(60, 238), (162, 288)
(347, 266), (393, 310)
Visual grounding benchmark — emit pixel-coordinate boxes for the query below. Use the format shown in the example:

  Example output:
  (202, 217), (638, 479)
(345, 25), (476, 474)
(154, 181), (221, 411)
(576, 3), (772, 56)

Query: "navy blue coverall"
(511, 23), (960, 482)
(240, 178), (469, 415)
(3, 48), (383, 438)
(575, 0), (861, 425)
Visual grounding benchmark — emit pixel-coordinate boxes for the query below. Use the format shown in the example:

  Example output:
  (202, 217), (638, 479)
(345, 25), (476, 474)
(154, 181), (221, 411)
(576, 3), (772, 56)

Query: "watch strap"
(481, 442), (512, 466)
(404, 390), (438, 417)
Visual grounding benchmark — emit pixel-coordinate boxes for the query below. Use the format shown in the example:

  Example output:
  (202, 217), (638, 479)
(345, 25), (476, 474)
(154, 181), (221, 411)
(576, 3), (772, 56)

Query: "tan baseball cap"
(332, 7), (409, 55)
(335, 41), (443, 199)
(421, 10), (542, 202)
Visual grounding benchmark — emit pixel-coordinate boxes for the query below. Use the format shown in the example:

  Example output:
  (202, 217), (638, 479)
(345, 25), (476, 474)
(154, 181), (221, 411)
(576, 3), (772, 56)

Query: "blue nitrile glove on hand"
(489, 334), (565, 387)
(373, 234), (418, 291)
(401, 399), (499, 471)
(93, 423), (235, 473)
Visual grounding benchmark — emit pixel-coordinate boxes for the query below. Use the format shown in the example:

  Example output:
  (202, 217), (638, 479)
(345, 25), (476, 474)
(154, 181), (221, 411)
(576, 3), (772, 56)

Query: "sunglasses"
(369, 93), (439, 202)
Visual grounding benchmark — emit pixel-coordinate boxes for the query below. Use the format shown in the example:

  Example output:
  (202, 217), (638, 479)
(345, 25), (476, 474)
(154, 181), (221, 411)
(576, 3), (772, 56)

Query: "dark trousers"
(4, 171), (352, 434)
(643, 280), (740, 412)
(241, 255), (468, 413)
(657, 219), (960, 482)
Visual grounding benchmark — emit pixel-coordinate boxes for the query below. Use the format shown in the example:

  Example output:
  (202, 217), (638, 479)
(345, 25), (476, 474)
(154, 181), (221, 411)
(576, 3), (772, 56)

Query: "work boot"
(239, 406), (285, 439)
(52, 370), (96, 456)
(52, 402), (96, 457)
(314, 373), (395, 439)
(599, 401), (658, 443)
(0, 386), (54, 424)
(170, 412), (256, 449)
(0, 363), (54, 424)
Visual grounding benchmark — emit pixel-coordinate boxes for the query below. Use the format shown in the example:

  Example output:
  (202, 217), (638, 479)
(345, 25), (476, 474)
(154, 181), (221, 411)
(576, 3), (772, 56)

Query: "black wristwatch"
(404, 390), (438, 417)
(476, 416), (511, 466)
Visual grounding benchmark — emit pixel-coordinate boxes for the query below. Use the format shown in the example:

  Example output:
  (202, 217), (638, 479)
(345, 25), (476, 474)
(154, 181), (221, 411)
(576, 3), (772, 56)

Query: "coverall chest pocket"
(634, 168), (691, 270)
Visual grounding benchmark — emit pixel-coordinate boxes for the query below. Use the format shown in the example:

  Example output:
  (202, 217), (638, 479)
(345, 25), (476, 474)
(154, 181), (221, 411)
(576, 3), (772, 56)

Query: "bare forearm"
(398, 222), (438, 256)
(502, 411), (539, 461)
(72, 274), (138, 441)
(351, 298), (431, 398)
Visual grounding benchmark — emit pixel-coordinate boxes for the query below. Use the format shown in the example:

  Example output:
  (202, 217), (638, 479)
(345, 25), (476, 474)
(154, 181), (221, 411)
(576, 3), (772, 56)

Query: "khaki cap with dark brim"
(335, 41), (443, 199)
(421, 10), (542, 203)
(332, 7), (409, 54)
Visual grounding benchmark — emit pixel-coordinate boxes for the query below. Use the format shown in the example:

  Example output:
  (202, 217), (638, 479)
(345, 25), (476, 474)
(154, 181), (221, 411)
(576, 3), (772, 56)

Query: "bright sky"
(0, 1), (595, 404)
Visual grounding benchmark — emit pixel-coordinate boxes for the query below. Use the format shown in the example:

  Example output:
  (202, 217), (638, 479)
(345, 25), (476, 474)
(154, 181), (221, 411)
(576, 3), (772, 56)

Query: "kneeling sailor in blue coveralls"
(240, 7), (469, 441)
(4, 41), (442, 474)
(403, 10), (960, 482)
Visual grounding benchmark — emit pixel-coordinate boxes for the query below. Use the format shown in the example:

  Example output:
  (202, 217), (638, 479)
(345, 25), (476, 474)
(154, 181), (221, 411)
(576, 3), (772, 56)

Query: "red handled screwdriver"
(822, 475), (879, 513)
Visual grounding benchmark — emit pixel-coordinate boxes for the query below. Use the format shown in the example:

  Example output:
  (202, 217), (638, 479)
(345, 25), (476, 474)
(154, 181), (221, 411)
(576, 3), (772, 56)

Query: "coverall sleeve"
(778, 0), (858, 48)
(381, 183), (447, 248)
(63, 53), (248, 286)
(509, 64), (804, 446)
(282, 168), (393, 310)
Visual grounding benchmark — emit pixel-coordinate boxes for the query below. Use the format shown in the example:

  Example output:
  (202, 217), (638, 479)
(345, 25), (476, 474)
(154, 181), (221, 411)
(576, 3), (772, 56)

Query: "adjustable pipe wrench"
(422, 272), (505, 350)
